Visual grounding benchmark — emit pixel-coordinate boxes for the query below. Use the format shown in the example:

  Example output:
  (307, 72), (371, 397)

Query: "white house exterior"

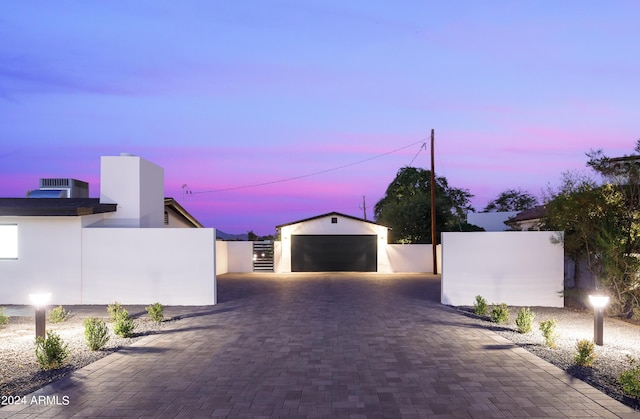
(0, 154), (216, 306)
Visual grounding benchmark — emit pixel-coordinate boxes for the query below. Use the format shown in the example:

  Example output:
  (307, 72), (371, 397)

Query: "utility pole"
(360, 195), (367, 220)
(430, 129), (438, 275)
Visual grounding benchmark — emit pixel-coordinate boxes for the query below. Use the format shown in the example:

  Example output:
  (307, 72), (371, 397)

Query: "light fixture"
(29, 293), (51, 339)
(588, 294), (609, 346)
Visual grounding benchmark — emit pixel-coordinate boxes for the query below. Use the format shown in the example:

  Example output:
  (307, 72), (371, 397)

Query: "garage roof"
(276, 211), (390, 229)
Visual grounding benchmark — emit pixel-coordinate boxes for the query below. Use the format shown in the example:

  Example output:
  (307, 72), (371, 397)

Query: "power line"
(192, 138), (427, 194)
(408, 142), (427, 166)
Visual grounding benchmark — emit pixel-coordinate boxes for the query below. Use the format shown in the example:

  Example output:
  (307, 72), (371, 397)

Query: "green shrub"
(35, 331), (69, 370)
(49, 305), (71, 323)
(113, 309), (135, 338)
(619, 356), (640, 398)
(0, 307), (8, 325)
(473, 295), (488, 316)
(574, 339), (596, 367)
(539, 319), (558, 349)
(146, 302), (164, 323)
(84, 318), (110, 350)
(515, 307), (535, 334)
(490, 303), (510, 324)
(107, 301), (125, 322)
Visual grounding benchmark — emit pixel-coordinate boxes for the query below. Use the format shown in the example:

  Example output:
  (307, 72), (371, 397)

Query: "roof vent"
(27, 178), (89, 198)
(120, 152), (135, 156)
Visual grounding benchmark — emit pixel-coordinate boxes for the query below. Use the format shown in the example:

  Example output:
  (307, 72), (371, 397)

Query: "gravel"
(2, 305), (640, 412)
(455, 305), (640, 411)
(0, 310), (171, 400)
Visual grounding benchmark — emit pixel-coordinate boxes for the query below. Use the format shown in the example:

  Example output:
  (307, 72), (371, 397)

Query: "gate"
(253, 240), (274, 272)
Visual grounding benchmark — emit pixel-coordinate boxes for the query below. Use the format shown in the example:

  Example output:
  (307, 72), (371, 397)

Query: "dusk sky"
(1, 2), (638, 235)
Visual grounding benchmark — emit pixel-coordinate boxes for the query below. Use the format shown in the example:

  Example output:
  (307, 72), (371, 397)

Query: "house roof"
(276, 211), (390, 229)
(0, 198), (117, 216)
(164, 198), (204, 228)
(505, 205), (546, 224)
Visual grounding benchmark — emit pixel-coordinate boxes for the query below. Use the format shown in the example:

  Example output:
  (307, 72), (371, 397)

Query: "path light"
(588, 294), (609, 346)
(29, 293), (51, 339)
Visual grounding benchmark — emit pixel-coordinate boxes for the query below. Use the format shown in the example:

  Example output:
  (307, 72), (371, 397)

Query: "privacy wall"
(82, 228), (216, 305)
(441, 232), (564, 307)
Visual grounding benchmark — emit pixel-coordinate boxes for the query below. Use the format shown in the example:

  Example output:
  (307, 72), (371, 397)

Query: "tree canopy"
(483, 188), (538, 212)
(544, 142), (640, 315)
(374, 167), (479, 244)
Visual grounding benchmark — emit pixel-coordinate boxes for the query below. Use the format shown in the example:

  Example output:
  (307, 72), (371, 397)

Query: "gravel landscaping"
(456, 304), (640, 411)
(0, 307), (173, 400)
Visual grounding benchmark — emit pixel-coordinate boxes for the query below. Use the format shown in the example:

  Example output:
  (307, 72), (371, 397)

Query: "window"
(331, 217), (338, 224)
(0, 225), (18, 259)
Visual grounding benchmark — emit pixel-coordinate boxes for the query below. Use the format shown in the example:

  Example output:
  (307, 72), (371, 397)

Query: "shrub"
(490, 303), (510, 324)
(49, 305), (71, 323)
(113, 309), (136, 338)
(84, 318), (110, 350)
(35, 331), (69, 370)
(473, 295), (488, 316)
(0, 307), (8, 325)
(146, 302), (164, 323)
(515, 307), (535, 334)
(619, 356), (640, 398)
(539, 319), (558, 349)
(574, 339), (596, 367)
(107, 301), (125, 322)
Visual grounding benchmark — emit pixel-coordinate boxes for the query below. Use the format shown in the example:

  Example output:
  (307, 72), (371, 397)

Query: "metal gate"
(253, 240), (274, 272)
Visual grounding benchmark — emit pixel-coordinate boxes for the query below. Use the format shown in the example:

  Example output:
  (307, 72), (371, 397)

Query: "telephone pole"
(430, 129), (438, 275)
(360, 196), (367, 220)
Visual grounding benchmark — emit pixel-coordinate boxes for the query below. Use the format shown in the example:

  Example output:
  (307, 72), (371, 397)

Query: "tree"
(483, 188), (538, 212)
(544, 143), (640, 315)
(374, 167), (477, 244)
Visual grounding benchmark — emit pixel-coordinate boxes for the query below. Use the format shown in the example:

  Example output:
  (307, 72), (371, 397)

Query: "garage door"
(291, 235), (377, 272)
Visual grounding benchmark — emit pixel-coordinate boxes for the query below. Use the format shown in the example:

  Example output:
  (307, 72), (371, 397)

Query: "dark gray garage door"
(291, 235), (377, 272)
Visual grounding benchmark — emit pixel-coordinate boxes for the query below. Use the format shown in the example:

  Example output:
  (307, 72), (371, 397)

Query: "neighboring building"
(504, 205), (546, 231)
(275, 212), (390, 272)
(0, 154), (216, 306)
(467, 211), (517, 232)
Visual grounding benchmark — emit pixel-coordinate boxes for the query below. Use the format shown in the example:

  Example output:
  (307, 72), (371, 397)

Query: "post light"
(29, 293), (51, 339)
(588, 294), (609, 346)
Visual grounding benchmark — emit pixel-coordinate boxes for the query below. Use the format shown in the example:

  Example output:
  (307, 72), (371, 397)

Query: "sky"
(1, 1), (638, 236)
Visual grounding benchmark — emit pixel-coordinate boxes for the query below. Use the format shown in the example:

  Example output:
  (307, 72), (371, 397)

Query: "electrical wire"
(408, 142), (427, 166)
(192, 138), (428, 194)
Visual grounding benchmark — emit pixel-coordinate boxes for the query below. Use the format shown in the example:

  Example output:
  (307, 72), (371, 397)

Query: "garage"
(275, 211), (390, 273)
(291, 234), (377, 272)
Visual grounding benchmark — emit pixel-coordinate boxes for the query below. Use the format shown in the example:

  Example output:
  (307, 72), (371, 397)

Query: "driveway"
(1, 273), (637, 418)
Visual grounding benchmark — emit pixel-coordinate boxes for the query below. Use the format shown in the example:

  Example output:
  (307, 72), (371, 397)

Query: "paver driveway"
(1, 273), (638, 418)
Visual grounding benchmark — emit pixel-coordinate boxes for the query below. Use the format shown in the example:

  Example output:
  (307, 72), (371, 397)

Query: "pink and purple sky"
(0, 2), (638, 235)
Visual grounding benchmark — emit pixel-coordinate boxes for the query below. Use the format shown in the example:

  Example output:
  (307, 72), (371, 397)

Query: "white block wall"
(226, 241), (254, 273)
(82, 228), (216, 305)
(441, 232), (564, 307)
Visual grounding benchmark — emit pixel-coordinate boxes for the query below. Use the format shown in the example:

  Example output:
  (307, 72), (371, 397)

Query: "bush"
(84, 318), (110, 350)
(49, 305), (71, 323)
(35, 331), (69, 370)
(574, 339), (596, 367)
(113, 309), (136, 338)
(473, 295), (488, 316)
(490, 303), (510, 324)
(619, 356), (640, 398)
(515, 307), (535, 334)
(107, 301), (124, 322)
(0, 307), (8, 325)
(146, 302), (164, 323)
(539, 319), (558, 349)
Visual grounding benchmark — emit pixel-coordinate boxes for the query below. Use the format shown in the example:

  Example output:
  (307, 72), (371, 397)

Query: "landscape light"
(29, 293), (51, 339)
(588, 294), (609, 346)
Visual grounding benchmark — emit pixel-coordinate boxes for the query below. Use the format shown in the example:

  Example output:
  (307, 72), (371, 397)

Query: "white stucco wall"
(277, 214), (389, 273)
(82, 228), (216, 305)
(386, 244), (437, 273)
(226, 241), (254, 273)
(99, 154), (164, 228)
(215, 240), (229, 274)
(0, 217), (84, 305)
(441, 231), (564, 307)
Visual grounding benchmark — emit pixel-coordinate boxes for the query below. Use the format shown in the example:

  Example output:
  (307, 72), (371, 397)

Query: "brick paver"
(1, 273), (638, 418)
